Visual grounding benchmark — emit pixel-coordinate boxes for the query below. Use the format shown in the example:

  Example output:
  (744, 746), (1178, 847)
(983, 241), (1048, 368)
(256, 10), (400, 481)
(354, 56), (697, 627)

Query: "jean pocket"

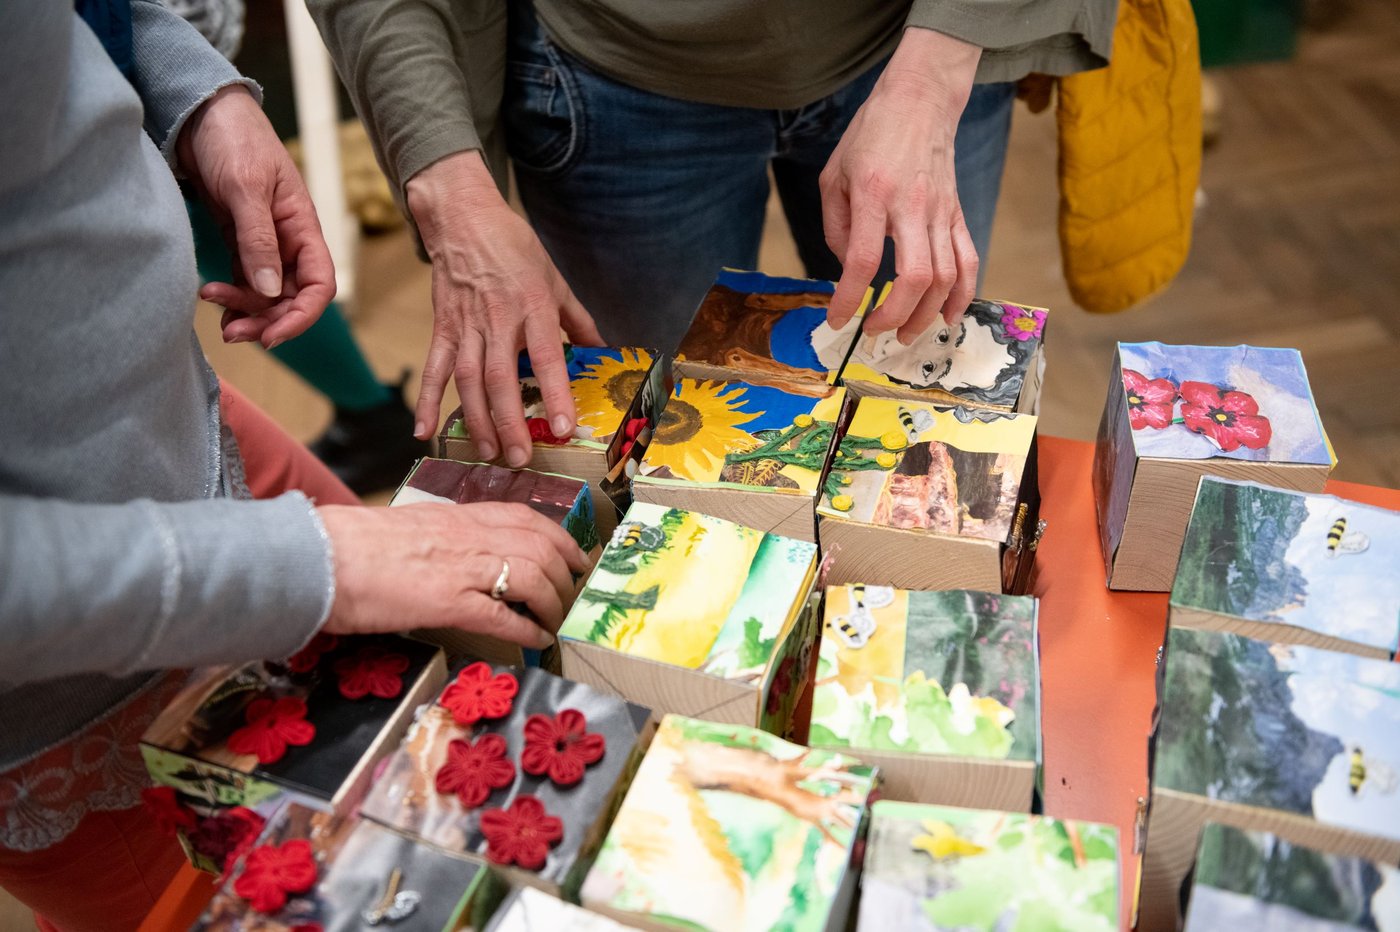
(504, 56), (583, 177)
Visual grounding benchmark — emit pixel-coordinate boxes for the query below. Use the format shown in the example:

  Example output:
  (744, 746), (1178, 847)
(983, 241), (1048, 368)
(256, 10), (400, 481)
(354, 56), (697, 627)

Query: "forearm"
(881, 26), (982, 116)
(405, 149), (509, 254)
(0, 493), (332, 687)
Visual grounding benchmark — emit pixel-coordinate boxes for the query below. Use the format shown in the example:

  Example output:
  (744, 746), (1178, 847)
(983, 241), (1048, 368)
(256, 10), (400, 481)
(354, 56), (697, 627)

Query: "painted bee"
(896, 405), (935, 443)
(1326, 516), (1370, 557)
(830, 584), (895, 649)
(1346, 745), (1398, 797)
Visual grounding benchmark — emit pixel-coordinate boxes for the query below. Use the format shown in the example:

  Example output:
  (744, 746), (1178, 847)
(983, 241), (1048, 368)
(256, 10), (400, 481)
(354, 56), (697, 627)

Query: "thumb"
(227, 187), (284, 299)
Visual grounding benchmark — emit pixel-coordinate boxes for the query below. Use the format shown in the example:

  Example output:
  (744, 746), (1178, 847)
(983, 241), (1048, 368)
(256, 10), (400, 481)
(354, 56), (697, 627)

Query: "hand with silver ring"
(490, 559), (511, 601)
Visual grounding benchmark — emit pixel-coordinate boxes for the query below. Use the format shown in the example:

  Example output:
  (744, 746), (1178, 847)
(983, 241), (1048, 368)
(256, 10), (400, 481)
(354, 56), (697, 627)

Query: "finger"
(263, 194), (337, 348)
(454, 329), (501, 460)
(558, 291), (604, 348)
(472, 502), (591, 575)
(941, 213), (979, 327)
(828, 191), (886, 329)
(221, 315), (269, 345)
(523, 320), (577, 440)
(482, 325), (531, 468)
(415, 334), (458, 444)
(454, 591), (555, 649)
(485, 555), (566, 633)
(477, 525), (575, 612)
(199, 281), (278, 315)
(865, 216), (933, 335)
(226, 188), (285, 299)
(819, 165), (852, 267)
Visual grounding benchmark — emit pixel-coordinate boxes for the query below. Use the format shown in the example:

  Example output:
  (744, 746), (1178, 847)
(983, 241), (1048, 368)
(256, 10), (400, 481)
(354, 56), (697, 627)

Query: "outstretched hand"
(406, 151), (604, 465)
(821, 27), (982, 342)
(177, 84), (336, 349)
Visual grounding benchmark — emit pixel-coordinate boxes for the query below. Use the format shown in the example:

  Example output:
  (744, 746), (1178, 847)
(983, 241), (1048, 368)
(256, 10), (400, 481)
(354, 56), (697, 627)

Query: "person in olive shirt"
(308, 0), (1114, 468)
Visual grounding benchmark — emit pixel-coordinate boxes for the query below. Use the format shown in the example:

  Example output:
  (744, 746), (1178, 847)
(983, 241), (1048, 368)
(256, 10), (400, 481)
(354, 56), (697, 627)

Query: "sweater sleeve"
(0, 492), (333, 688)
(906, 0), (1117, 83)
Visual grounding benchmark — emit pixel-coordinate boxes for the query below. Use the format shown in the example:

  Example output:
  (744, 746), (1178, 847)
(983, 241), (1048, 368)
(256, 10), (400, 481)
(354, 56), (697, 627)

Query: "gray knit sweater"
(0, 0), (334, 770)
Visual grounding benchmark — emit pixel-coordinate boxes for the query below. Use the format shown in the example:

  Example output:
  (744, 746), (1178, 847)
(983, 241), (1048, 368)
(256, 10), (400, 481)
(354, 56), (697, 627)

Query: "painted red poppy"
(1120, 368), (1178, 431)
(228, 697), (316, 764)
(435, 733), (516, 808)
(285, 632), (339, 674)
(520, 709), (605, 785)
(141, 786), (197, 837)
(439, 663), (518, 726)
(1179, 381), (1272, 452)
(526, 418), (572, 445)
(189, 806), (265, 876)
(233, 839), (318, 914)
(618, 417), (649, 459)
(332, 646), (410, 700)
(479, 795), (563, 871)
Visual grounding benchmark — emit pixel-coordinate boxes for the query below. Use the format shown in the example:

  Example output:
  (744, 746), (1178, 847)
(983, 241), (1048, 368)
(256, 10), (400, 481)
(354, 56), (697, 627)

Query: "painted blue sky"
(675, 379), (827, 435)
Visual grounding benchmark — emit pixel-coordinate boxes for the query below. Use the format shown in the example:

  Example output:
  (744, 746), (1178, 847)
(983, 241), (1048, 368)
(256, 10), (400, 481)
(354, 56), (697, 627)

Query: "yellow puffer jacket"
(1055, 0), (1202, 313)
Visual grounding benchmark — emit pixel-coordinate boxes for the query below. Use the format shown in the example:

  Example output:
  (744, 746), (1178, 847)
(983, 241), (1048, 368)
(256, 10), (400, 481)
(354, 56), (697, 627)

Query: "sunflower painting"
(567, 347), (655, 445)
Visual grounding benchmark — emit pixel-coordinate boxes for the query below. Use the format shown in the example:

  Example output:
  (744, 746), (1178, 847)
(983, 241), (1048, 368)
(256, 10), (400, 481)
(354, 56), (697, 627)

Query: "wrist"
(879, 27), (981, 113)
(176, 83), (259, 177)
(406, 150), (505, 249)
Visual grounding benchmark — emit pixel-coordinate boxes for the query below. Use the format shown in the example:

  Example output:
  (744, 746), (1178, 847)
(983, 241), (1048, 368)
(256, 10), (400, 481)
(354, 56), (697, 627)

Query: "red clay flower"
(228, 697), (316, 764)
(141, 786), (197, 837)
(526, 417), (572, 445)
(618, 417), (649, 459)
(332, 646), (410, 700)
(435, 733), (516, 808)
(233, 839), (318, 914)
(1179, 381), (1272, 452)
(286, 633), (339, 674)
(439, 663), (518, 726)
(520, 709), (605, 785)
(189, 806), (265, 876)
(1121, 368), (1178, 431)
(480, 795), (563, 870)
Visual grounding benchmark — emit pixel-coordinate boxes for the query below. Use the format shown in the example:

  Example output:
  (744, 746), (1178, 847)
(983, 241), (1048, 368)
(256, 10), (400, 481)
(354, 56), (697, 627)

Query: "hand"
(318, 502), (592, 648)
(821, 28), (982, 341)
(405, 150), (604, 465)
(177, 84), (336, 350)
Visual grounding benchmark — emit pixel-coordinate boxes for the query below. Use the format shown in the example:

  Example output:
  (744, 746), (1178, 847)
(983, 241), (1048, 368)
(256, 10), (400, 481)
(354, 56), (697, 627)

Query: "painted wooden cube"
(809, 586), (1041, 810)
(1171, 477), (1400, 660)
(1181, 823), (1400, 930)
(630, 377), (847, 542)
(483, 887), (640, 932)
(191, 803), (505, 931)
(580, 714), (876, 932)
(438, 345), (659, 538)
(558, 502), (820, 733)
(817, 396), (1041, 593)
(359, 662), (652, 899)
(673, 267), (868, 389)
(857, 801), (1119, 932)
(1139, 627), (1400, 932)
(837, 294), (1047, 415)
(1093, 342), (1334, 591)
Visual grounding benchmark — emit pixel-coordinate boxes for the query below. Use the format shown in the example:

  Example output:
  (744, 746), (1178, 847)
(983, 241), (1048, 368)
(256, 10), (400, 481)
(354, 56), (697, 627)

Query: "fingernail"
(254, 268), (281, 298)
(478, 440), (498, 460)
(551, 415), (572, 438)
(265, 336), (284, 350)
(536, 631), (556, 649)
(414, 421), (427, 439)
(506, 446), (529, 468)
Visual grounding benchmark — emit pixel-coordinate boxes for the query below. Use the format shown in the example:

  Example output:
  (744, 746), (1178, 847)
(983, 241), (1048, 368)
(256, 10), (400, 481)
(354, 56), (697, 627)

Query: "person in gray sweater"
(0, 3), (584, 926)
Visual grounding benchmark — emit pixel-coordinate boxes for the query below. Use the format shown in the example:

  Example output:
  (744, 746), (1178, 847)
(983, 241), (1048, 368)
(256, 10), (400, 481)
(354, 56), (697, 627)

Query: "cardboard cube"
(809, 586), (1041, 810)
(630, 377), (847, 542)
(837, 295), (1047, 415)
(1171, 477), (1400, 660)
(1181, 823), (1400, 930)
(558, 502), (820, 734)
(1093, 342), (1334, 591)
(359, 662), (652, 898)
(483, 887), (640, 932)
(857, 802), (1119, 932)
(817, 397), (1041, 594)
(1139, 627), (1400, 931)
(580, 714), (876, 932)
(191, 803), (505, 930)
(438, 346), (659, 539)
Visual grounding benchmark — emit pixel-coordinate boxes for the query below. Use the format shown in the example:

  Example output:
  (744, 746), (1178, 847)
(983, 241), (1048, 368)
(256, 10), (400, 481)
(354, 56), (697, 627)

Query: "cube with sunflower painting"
(810, 586), (1041, 810)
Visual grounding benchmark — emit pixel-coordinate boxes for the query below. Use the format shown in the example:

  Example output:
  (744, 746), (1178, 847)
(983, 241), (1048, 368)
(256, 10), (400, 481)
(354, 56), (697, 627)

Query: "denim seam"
(533, 33), (586, 179)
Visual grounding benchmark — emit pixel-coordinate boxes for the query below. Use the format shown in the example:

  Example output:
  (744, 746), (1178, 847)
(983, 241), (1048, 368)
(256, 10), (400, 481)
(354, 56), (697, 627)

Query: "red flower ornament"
(333, 646), (410, 700)
(233, 839), (318, 914)
(435, 733), (516, 808)
(189, 806), (265, 876)
(286, 633), (339, 674)
(617, 417), (649, 459)
(479, 795), (563, 870)
(521, 709), (605, 785)
(141, 786), (197, 837)
(526, 417), (572, 445)
(439, 662), (518, 726)
(1179, 381), (1272, 452)
(1120, 368), (1178, 431)
(228, 697), (316, 764)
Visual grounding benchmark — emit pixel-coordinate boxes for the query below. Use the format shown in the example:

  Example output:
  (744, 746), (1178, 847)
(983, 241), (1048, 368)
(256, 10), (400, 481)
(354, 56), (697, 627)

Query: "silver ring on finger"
(490, 558), (511, 601)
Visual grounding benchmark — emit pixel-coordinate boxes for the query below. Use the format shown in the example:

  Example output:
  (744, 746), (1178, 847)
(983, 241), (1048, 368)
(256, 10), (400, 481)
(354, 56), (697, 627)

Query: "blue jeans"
(504, 5), (1016, 351)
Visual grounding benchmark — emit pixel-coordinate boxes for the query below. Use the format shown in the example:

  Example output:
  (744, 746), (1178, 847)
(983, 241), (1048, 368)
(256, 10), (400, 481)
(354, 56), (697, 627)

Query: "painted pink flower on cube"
(1121, 368), (1179, 431)
(1179, 381), (1271, 452)
(1000, 305), (1046, 342)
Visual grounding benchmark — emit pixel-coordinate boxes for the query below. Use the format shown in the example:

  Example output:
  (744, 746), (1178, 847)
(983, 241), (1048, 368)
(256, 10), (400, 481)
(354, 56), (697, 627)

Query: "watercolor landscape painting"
(1183, 823), (1400, 931)
(809, 587), (1039, 765)
(1172, 478), (1400, 657)
(857, 801), (1118, 932)
(817, 397), (1035, 543)
(558, 503), (817, 679)
(581, 715), (875, 932)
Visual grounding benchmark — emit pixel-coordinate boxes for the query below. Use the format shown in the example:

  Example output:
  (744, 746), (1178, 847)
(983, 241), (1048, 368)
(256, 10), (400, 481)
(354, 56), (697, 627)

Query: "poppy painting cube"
(191, 803), (504, 931)
(558, 502), (821, 735)
(630, 376), (848, 542)
(1171, 477), (1400, 659)
(1181, 823), (1400, 931)
(808, 586), (1041, 810)
(856, 802), (1119, 932)
(438, 345), (659, 538)
(836, 294), (1048, 415)
(358, 662), (653, 899)
(580, 714), (876, 932)
(1139, 627), (1400, 932)
(139, 635), (447, 868)
(1093, 342), (1334, 591)
(816, 396), (1041, 594)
